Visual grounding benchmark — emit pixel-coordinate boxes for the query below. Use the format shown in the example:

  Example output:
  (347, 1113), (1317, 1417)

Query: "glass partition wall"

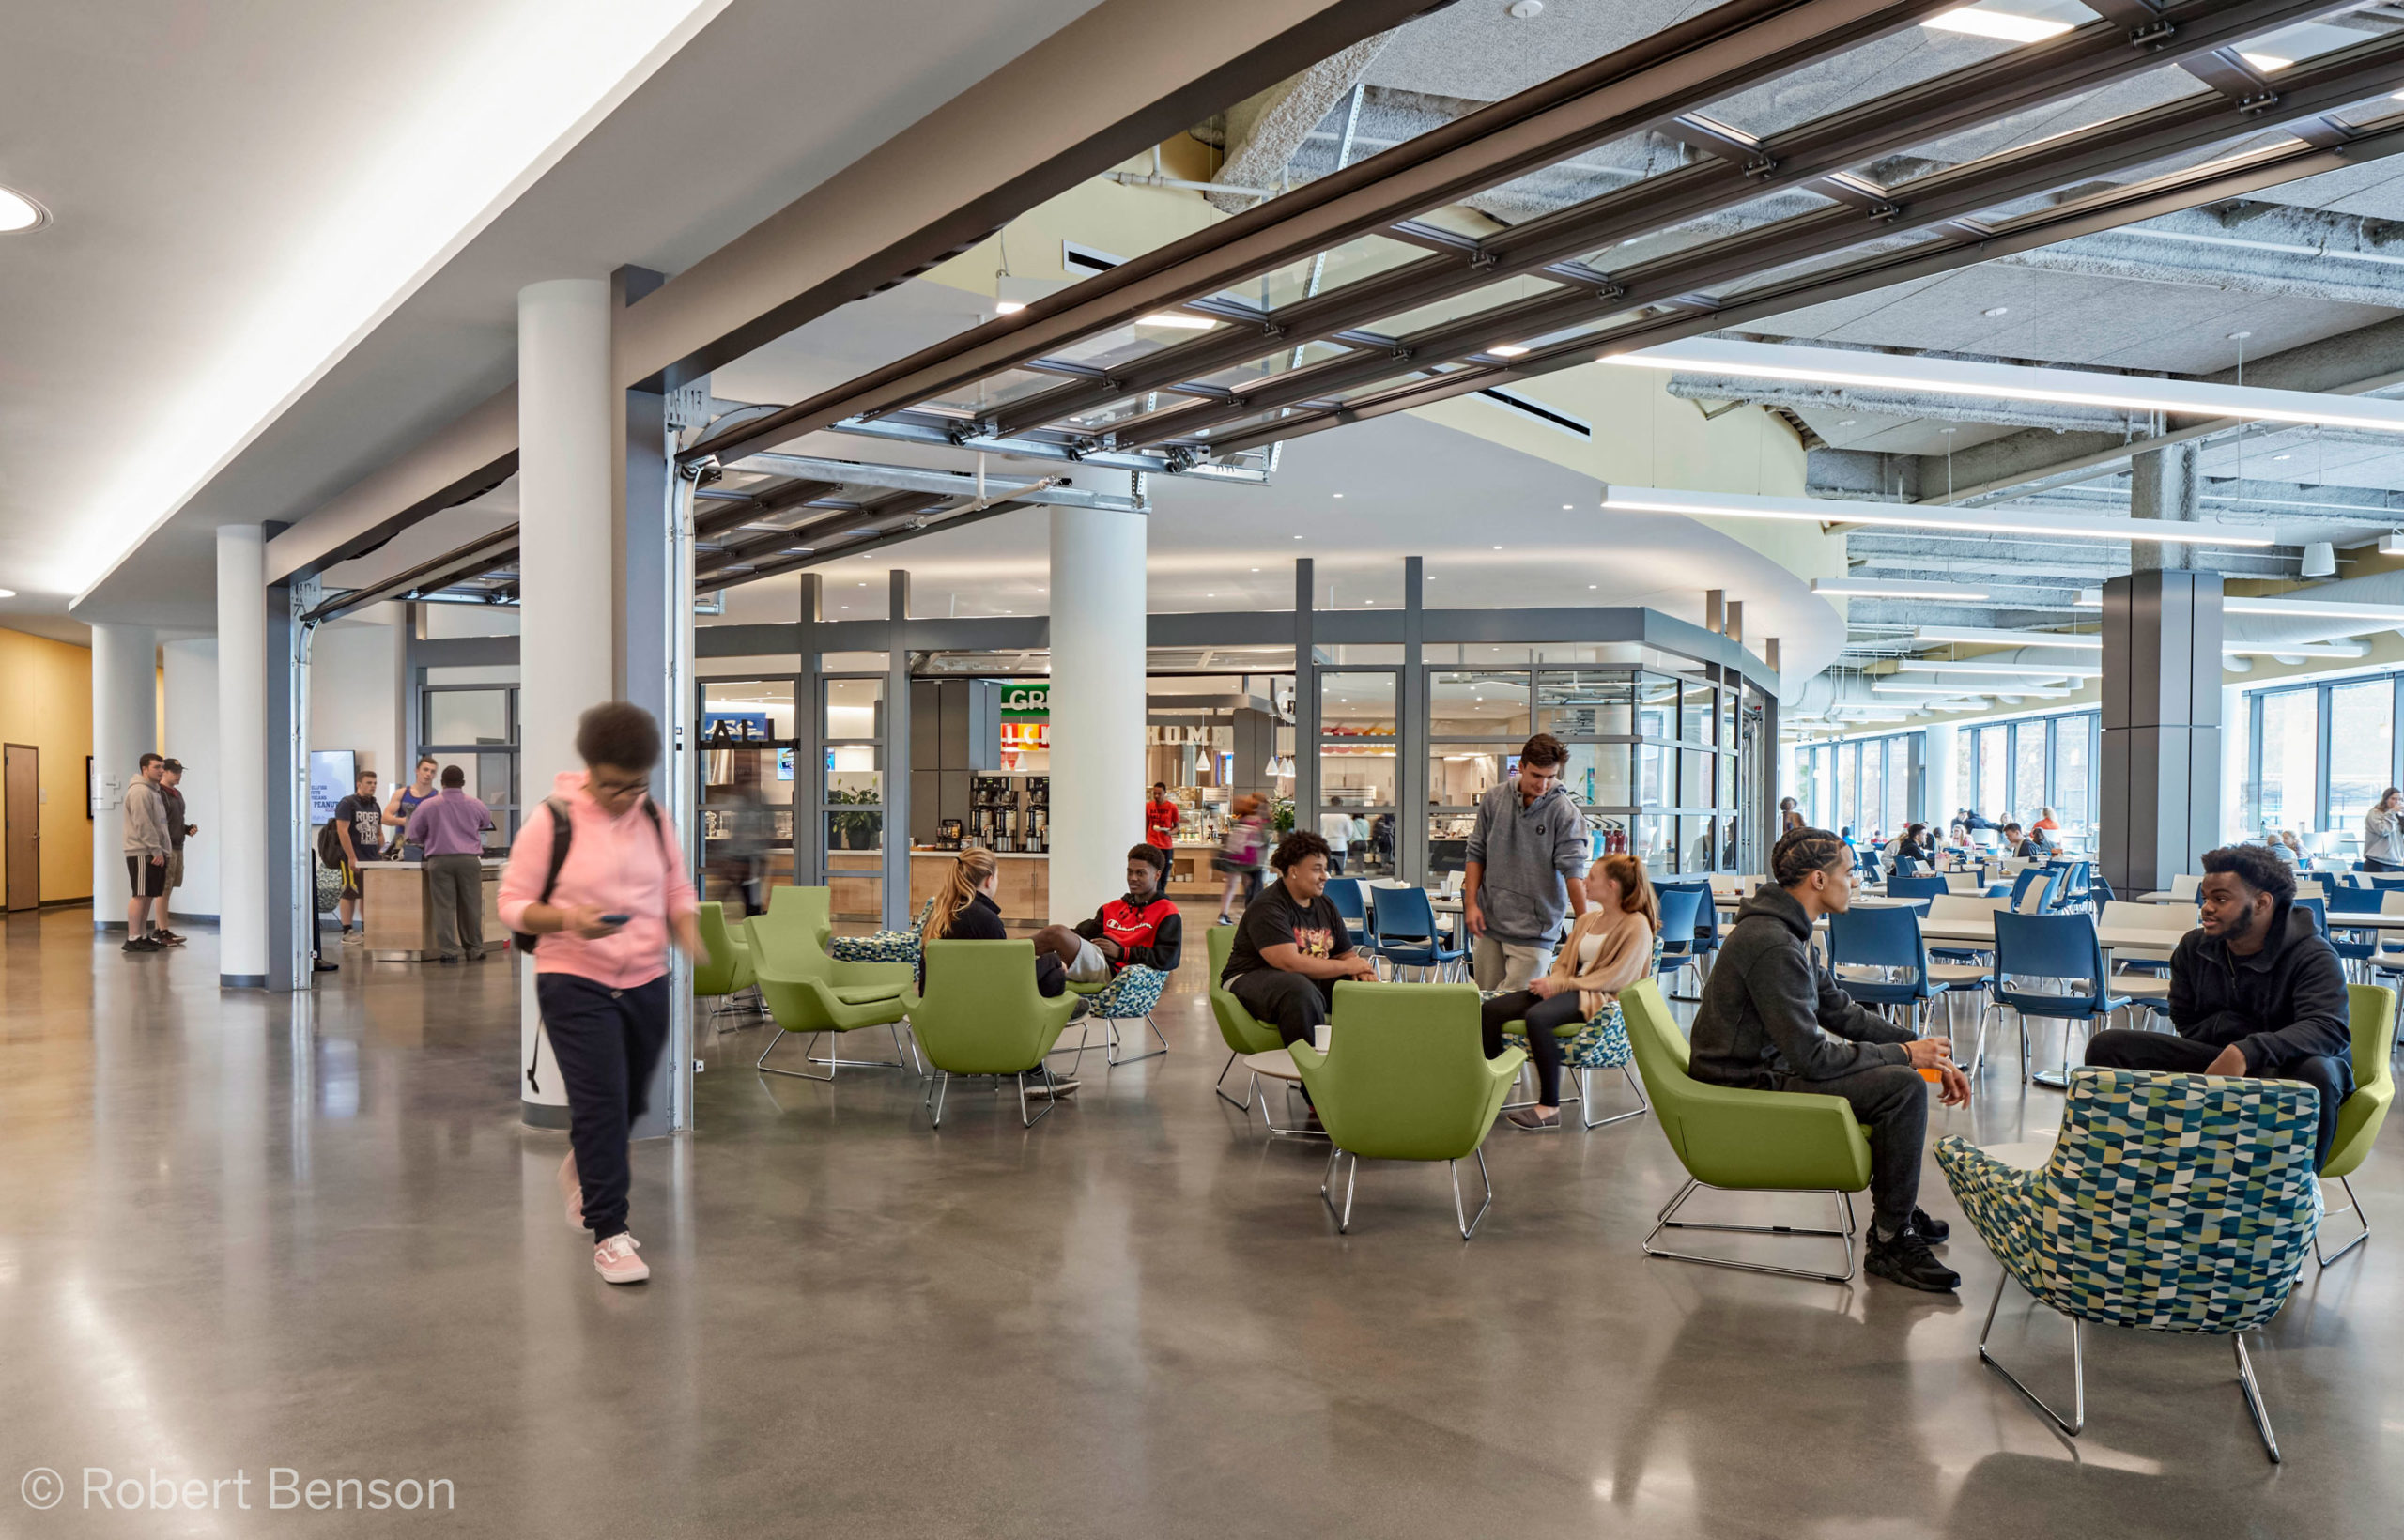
(415, 683), (520, 843)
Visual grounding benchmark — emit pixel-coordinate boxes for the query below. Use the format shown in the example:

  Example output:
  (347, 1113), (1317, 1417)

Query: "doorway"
(5, 744), (38, 911)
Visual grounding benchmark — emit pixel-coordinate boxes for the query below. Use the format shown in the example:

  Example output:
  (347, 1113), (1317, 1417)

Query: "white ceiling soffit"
(8, 0), (742, 616)
(1610, 339), (2404, 438)
(1600, 485), (2275, 547)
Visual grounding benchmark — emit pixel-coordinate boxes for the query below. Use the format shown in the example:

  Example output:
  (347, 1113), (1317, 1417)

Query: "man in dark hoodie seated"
(1688, 826), (1971, 1293)
(2085, 843), (2352, 1166)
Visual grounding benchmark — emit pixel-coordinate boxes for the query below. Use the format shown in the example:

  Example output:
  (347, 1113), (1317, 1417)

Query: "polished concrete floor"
(3, 902), (2400, 1537)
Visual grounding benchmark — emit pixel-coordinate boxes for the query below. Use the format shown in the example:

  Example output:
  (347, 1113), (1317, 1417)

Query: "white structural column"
(162, 639), (223, 921)
(1921, 722), (1959, 826)
(1047, 506), (1148, 922)
(516, 278), (615, 1127)
(89, 622), (158, 932)
(216, 527), (269, 982)
(2220, 683), (2247, 845)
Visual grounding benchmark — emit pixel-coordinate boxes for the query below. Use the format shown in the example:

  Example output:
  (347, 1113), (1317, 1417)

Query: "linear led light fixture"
(1921, 7), (2073, 43)
(1871, 684), (1992, 696)
(1915, 625), (2102, 649)
(1812, 578), (1990, 601)
(2075, 589), (2404, 624)
(1600, 485), (2272, 547)
(1604, 339), (2404, 439)
(2224, 641), (2374, 659)
(1898, 661), (2103, 679)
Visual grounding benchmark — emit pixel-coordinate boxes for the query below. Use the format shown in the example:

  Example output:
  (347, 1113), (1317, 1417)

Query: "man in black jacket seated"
(1688, 827), (1971, 1292)
(2085, 843), (2353, 1166)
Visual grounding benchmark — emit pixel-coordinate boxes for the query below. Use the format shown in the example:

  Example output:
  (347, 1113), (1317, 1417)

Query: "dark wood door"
(5, 745), (37, 912)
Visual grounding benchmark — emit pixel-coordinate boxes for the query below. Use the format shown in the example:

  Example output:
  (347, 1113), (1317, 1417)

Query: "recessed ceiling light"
(1838, 419), (1856, 426)
(0, 186), (47, 233)
(1921, 8), (2073, 43)
(1490, 344), (1530, 357)
(0, 588), (15, 597)
(1294, 534), (1304, 540)
(1492, 545), (1503, 550)
(1332, 492), (1344, 499)
(1562, 503), (1573, 510)
(995, 300), (1026, 315)
(1251, 566), (1260, 572)
(1982, 306), (2009, 316)
(1137, 313), (1217, 330)
(2240, 52), (2291, 71)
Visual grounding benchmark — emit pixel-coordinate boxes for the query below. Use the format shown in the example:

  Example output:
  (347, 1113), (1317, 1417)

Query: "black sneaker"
(1866, 1226), (1961, 1293)
(1910, 1207), (1950, 1243)
(121, 936), (162, 953)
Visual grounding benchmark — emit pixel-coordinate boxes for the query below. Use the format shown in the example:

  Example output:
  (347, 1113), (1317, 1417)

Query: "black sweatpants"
(1481, 989), (1585, 1107)
(537, 973), (671, 1242)
(1228, 968), (1339, 1047)
(2086, 1028), (2352, 1169)
(1774, 1063), (1929, 1236)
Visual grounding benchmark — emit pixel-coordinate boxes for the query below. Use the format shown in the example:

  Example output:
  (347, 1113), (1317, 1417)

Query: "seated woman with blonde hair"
(1477, 853), (1658, 1131)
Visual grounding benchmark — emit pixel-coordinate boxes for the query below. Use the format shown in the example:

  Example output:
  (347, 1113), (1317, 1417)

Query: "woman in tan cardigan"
(1478, 853), (1659, 1130)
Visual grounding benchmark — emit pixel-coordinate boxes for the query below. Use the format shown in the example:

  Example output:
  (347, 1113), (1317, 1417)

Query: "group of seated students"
(917, 841), (1183, 1099)
(915, 819), (2353, 1295)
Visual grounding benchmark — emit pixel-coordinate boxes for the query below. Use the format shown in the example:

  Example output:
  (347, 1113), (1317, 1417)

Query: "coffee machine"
(971, 776), (1015, 852)
(1024, 776), (1050, 855)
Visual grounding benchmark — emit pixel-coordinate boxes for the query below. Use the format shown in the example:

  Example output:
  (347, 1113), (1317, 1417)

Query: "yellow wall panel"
(0, 627), (95, 904)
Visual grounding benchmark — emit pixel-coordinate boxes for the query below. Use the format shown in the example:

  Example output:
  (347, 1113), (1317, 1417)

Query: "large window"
(2329, 681), (2394, 827)
(416, 684), (519, 842)
(2256, 688), (2318, 836)
(2247, 675), (2404, 842)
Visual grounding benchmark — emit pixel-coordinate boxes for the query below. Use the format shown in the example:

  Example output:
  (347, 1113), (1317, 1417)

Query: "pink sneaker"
(593, 1234), (648, 1284)
(558, 1152), (582, 1231)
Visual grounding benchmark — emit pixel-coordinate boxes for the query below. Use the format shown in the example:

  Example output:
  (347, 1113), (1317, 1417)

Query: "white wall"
(311, 614), (403, 792)
(162, 639), (222, 918)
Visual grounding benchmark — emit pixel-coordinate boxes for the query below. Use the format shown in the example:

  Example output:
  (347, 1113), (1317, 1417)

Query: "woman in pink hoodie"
(499, 702), (701, 1285)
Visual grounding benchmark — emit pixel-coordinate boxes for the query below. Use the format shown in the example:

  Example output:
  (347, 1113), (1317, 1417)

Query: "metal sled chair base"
(755, 1021), (915, 1082)
(1321, 1146), (1493, 1240)
(2315, 1174), (2369, 1267)
(921, 1066), (1069, 1130)
(1642, 1179), (1858, 1283)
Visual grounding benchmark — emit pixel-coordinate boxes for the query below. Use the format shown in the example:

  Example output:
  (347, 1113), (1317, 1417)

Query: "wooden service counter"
(360, 859), (508, 962)
(824, 849), (1051, 925)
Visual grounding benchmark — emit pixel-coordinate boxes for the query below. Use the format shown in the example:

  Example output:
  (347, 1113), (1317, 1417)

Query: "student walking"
(406, 764), (494, 962)
(121, 753), (172, 953)
(498, 703), (700, 1286)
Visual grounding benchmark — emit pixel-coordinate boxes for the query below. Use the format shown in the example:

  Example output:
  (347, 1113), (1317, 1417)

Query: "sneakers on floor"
(122, 936), (162, 953)
(153, 930), (187, 947)
(559, 1153), (582, 1231)
(1027, 1074), (1081, 1099)
(1504, 1106), (1562, 1131)
(1866, 1226), (1960, 1293)
(593, 1234), (648, 1284)
(1910, 1207), (1950, 1243)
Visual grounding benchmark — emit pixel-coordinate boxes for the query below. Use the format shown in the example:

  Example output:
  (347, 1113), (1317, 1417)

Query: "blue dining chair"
(1827, 903), (1949, 1038)
(1888, 873), (1949, 901)
(1654, 880), (1718, 999)
(1893, 855), (1923, 877)
(1370, 886), (1467, 982)
(1981, 910), (2130, 1088)
(1324, 877), (1370, 943)
(1650, 886), (1705, 993)
(2291, 894), (2328, 937)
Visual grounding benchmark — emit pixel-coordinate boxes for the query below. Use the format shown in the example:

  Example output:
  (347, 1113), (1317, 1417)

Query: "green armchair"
(745, 912), (912, 1082)
(1287, 981), (1522, 1239)
(905, 940), (1079, 1129)
(692, 901), (757, 1028)
(1622, 979), (1874, 1283)
(1207, 924), (1294, 1116)
(2317, 982), (2399, 1266)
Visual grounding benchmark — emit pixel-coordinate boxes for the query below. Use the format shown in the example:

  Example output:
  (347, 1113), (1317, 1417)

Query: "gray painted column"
(90, 623), (157, 932)
(216, 527), (269, 984)
(796, 572), (823, 887)
(2100, 570), (2224, 897)
(2129, 442), (2200, 573)
(1293, 560), (1318, 835)
(268, 583), (301, 992)
(1398, 556), (1426, 883)
(883, 569), (913, 932)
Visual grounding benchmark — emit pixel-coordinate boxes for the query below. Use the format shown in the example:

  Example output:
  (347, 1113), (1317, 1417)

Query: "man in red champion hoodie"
(500, 702), (701, 1285)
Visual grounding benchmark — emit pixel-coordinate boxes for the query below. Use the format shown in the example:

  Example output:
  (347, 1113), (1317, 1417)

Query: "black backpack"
(316, 815), (346, 868)
(518, 794), (666, 1094)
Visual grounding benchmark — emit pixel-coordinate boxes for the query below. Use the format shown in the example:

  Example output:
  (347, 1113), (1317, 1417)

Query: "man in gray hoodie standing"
(1464, 733), (1590, 992)
(121, 752), (172, 954)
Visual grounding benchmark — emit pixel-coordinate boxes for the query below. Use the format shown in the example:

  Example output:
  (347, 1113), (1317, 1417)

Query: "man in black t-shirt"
(1222, 829), (1379, 1049)
(334, 769), (384, 938)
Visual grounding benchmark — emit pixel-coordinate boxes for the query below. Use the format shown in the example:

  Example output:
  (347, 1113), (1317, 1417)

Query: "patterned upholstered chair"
(1485, 937), (1661, 1130)
(828, 897), (936, 968)
(1059, 964), (1173, 1070)
(1936, 1068), (2323, 1462)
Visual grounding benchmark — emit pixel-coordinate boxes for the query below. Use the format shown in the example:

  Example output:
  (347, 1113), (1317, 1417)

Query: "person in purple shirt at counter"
(405, 765), (496, 963)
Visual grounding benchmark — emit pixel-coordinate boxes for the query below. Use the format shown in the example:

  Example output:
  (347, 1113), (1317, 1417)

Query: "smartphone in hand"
(599, 913), (632, 927)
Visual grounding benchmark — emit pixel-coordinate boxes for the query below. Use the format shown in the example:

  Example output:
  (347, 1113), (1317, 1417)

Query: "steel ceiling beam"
(1197, 55), (2404, 454)
(951, 0), (2354, 443)
(681, 0), (1975, 469)
(301, 528), (520, 625)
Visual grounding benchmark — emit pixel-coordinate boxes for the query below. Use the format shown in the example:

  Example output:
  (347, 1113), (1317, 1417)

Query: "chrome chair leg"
(1107, 1013), (1168, 1066)
(2234, 1332), (2282, 1464)
(1580, 1062), (1651, 1130)
(1255, 1074), (1329, 1139)
(1451, 1147), (1494, 1240)
(924, 1070), (949, 1128)
(1978, 1271), (2085, 1438)
(1319, 1147), (1358, 1232)
(2314, 1174), (2369, 1266)
(1642, 1180), (1857, 1282)
(1014, 1069), (1056, 1129)
(757, 1030), (833, 1082)
(806, 1030), (907, 1072)
(1213, 1050), (1251, 1113)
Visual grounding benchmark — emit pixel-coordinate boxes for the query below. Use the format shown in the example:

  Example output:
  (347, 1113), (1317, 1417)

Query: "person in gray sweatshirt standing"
(121, 752), (172, 954)
(1463, 733), (1590, 992)
(1687, 826), (1969, 1293)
